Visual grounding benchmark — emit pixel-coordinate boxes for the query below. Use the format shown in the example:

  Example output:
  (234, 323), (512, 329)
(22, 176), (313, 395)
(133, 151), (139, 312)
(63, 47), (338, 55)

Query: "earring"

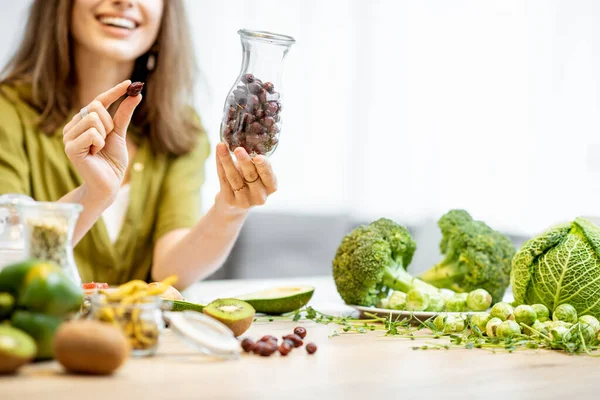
(146, 45), (158, 71)
(147, 53), (156, 71)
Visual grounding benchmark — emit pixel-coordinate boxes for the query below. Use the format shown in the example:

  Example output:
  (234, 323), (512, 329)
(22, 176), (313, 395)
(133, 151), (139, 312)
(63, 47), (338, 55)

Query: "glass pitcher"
(18, 202), (83, 286)
(220, 29), (296, 158)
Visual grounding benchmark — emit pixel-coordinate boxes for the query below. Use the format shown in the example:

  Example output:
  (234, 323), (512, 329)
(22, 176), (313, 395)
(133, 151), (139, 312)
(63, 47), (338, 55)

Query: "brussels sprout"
(387, 291), (407, 310)
(433, 313), (448, 331)
(553, 304), (578, 324)
(442, 315), (465, 334)
(445, 295), (467, 312)
(496, 320), (522, 339)
(378, 298), (390, 309)
(440, 289), (456, 302)
(486, 317), (503, 337)
(513, 305), (537, 326)
(425, 292), (445, 312)
(405, 288), (429, 311)
(455, 293), (469, 301)
(550, 324), (573, 342)
(466, 289), (492, 311)
(528, 320), (548, 337)
(531, 304), (550, 322)
(470, 312), (491, 333)
(578, 315), (600, 333)
(574, 322), (595, 344)
(490, 302), (514, 321)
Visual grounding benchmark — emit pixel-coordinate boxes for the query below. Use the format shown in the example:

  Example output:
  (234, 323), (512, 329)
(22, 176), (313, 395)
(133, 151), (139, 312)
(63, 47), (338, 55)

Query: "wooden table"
(1, 276), (597, 400)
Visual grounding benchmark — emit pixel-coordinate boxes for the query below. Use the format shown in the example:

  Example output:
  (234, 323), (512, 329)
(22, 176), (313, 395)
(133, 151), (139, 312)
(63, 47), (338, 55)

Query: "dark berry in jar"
(261, 117), (276, 128)
(241, 73), (255, 84)
(255, 108), (265, 119)
(237, 97), (248, 107)
(241, 338), (256, 353)
(233, 88), (247, 100)
(268, 124), (279, 135)
(255, 143), (268, 155)
(270, 136), (279, 147)
(306, 343), (317, 354)
(278, 342), (292, 356)
(249, 121), (266, 135)
(293, 327), (307, 339)
(227, 106), (236, 120)
(246, 94), (259, 111)
(264, 102), (279, 117)
(248, 82), (263, 95)
(223, 126), (233, 140)
(246, 134), (263, 149)
(127, 82), (144, 96)
(263, 82), (275, 93)
(282, 334), (303, 348)
(258, 89), (267, 104)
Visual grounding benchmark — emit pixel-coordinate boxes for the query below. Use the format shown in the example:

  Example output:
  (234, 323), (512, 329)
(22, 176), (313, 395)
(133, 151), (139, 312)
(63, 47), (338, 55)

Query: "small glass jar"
(18, 202), (83, 286)
(0, 194), (35, 270)
(90, 293), (164, 357)
(220, 29), (295, 158)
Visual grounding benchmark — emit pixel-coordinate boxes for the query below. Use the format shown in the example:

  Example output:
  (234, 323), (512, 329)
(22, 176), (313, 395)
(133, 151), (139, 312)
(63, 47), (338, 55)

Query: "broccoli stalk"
(332, 218), (438, 306)
(418, 209), (516, 304)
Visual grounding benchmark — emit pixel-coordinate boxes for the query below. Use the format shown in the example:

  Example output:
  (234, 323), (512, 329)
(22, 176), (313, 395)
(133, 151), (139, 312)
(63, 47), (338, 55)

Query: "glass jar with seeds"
(18, 202), (83, 286)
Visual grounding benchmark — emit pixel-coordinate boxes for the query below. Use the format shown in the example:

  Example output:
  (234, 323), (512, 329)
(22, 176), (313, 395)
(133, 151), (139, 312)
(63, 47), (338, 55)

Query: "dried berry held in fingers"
(241, 338), (256, 353)
(293, 327), (307, 339)
(282, 334), (303, 348)
(306, 343), (317, 354)
(127, 82), (144, 96)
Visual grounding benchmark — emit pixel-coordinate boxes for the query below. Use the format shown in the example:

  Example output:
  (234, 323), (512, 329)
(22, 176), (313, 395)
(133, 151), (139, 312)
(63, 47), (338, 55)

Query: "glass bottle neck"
(239, 38), (291, 86)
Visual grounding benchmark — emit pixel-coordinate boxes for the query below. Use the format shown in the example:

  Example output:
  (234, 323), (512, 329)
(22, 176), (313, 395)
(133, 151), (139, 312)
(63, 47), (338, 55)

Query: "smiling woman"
(0, 0), (279, 289)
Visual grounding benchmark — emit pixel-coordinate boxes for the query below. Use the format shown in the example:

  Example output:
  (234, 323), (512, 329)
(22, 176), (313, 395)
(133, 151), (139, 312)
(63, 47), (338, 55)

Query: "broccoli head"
(332, 218), (437, 306)
(418, 209), (516, 304)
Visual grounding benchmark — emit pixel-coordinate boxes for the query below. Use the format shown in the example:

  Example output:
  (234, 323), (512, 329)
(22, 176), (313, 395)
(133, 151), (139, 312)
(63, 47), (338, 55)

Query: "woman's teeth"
(99, 16), (136, 30)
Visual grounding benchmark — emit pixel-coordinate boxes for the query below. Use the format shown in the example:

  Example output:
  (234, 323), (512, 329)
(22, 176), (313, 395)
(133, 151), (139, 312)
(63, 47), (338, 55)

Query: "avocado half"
(234, 285), (315, 315)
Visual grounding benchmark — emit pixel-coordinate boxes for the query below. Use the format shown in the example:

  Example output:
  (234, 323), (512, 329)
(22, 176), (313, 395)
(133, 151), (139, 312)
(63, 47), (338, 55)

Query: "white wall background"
(1, 1), (600, 237)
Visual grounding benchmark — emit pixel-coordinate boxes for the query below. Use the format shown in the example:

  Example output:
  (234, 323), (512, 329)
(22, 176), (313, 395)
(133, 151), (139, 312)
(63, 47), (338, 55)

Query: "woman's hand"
(62, 80), (142, 199)
(214, 142), (278, 215)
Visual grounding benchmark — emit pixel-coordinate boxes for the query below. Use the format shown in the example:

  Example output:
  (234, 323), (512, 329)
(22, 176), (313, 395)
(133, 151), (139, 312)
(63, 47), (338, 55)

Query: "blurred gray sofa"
(206, 212), (529, 280)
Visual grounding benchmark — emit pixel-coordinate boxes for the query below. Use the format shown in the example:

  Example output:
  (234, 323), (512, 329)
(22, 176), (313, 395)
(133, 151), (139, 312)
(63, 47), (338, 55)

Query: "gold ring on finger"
(233, 183), (247, 192)
(243, 176), (260, 184)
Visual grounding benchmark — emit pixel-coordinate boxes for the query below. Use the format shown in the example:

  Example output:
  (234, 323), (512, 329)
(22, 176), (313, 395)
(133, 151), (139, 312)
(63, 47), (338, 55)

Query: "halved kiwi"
(202, 298), (255, 337)
(0, 325), (37, 374)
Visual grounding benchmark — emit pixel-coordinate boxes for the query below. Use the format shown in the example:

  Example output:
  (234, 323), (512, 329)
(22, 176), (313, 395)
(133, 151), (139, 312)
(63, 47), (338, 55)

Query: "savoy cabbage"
(511, 217), (600, 319)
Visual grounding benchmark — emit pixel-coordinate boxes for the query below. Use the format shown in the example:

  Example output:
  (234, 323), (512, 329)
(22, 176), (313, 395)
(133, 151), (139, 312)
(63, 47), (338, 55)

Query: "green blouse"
(0, 83), (210, 285)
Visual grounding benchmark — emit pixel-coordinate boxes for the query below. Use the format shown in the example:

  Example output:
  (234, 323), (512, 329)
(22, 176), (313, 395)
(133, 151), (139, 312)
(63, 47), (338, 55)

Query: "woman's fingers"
(95, 80), (132, 108)
(217, 143), (245, 191)
(234, 147), (261, 183)
(253, 155), (277, 194)
(65, 128), (105, 161)
(113, 94), (143, 137)
(63, 112), (107, 144)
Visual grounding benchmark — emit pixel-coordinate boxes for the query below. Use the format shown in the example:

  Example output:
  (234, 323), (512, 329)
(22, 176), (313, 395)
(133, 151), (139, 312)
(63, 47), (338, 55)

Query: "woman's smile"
(96, 13), (140, 38)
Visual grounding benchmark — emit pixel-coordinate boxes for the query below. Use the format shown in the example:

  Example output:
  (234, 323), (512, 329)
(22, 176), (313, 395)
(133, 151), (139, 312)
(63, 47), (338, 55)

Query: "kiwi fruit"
(53, 320), (130, 375)
(0, 325), (37, 374)
(202, 298), (255, 337)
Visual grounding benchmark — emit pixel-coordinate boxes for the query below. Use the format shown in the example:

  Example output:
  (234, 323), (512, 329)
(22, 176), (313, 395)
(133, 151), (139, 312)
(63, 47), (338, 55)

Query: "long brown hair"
(1, 0), (201, 155)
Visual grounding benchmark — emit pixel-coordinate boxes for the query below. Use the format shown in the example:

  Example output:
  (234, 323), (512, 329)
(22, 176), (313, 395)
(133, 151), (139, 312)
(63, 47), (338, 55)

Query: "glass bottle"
(0, 194), (35, 270)
(18, 202), (83, 286)
(220, 29), (296, 157)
